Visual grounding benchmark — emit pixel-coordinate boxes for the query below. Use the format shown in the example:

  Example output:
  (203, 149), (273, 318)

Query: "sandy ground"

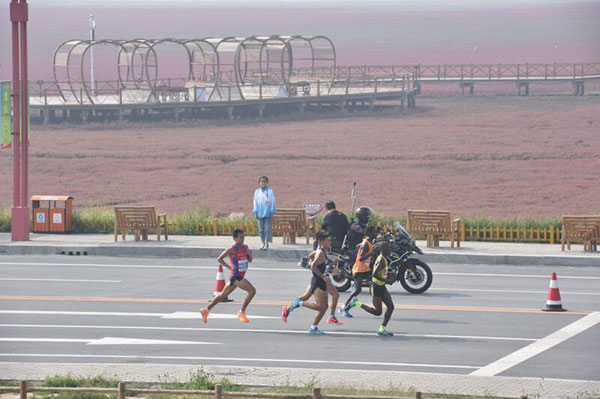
(0, 94), (598, 219)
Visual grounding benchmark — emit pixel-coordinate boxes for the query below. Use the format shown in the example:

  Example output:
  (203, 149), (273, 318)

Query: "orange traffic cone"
(542, 273), (567, 312)
(212, 264), (233, 302)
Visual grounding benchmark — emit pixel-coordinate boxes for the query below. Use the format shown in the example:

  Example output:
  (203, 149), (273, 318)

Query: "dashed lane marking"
(0, 323), (538, 341)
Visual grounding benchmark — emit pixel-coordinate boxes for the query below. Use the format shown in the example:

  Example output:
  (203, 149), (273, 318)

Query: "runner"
(287, 243), (343, 326)
(347, 241), (395, 336)
(281, 231), (331, 334)
(339, 225), (377, 318)
(201, 229), (255, 323)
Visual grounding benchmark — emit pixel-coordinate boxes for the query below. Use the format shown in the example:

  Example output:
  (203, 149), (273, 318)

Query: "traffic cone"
(542, 273), (567, 312)
(212, 264), (233, 302)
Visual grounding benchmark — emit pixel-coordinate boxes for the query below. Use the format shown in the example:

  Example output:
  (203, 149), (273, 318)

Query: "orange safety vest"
(352, 238), (374, 274)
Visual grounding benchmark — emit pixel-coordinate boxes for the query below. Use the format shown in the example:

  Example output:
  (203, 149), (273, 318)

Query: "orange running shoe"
(200, 308), (208, 324)
(237, 311), (250, 323)
(327, 316), (343, 325)
(282, 306), (289, 322)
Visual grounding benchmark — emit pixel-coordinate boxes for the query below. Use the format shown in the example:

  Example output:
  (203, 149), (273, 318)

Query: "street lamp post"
(9, 0), (30, 241)
(88, 14), (96, 95)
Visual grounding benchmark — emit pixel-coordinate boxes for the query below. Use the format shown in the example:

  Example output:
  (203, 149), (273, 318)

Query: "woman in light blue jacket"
(253, 176), (277, 249)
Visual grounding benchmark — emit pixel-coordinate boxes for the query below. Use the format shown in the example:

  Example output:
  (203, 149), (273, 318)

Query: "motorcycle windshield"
(397, 225), (412, 241)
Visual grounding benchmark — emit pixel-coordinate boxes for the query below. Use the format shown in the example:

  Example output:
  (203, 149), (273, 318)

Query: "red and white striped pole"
(10, 0), (30, 241)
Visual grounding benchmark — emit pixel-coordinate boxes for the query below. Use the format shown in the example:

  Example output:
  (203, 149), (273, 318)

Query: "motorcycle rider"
(339, 225), (377, 318)
(320, 200), (350, 253)
(345, 207), (374, 261)
(347, 241), (395, 336)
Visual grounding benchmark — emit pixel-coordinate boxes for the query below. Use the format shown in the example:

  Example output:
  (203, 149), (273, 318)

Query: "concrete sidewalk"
(0, 233), (598, 266)
(1, 363), (599, 399)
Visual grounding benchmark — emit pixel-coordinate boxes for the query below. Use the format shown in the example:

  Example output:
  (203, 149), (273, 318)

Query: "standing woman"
(253, 176), (276, 250)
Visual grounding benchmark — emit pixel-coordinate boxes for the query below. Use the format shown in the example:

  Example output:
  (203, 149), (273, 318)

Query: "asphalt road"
(0, 254), (599, 381)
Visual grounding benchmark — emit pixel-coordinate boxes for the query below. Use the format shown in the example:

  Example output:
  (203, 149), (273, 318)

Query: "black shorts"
(310, 276), (328, 293)
(230, 274), (245, 285)
(370, 283), (388, 298)
(353, 271), (371, 281)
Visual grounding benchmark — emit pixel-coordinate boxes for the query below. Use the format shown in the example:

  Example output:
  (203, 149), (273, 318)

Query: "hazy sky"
(25, 0), (600, 8)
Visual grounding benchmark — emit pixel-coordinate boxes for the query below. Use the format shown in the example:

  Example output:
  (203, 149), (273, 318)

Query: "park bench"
(407, 210), (461, 248)
(561, 215), (600, 252)
(272, 207), (319, 245)
(114, 206), (168, 242)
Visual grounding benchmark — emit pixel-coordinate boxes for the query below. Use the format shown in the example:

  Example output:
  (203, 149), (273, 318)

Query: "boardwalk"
(25, 61), (600, 124)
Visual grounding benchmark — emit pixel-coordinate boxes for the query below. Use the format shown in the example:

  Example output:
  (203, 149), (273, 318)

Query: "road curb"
(0, 243), (599, 266)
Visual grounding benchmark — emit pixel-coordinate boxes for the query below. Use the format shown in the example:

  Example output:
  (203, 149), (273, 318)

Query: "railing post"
(228, 84), (232, 102)
(517, 64), (520, 80)
(581, 62), (584, 78)
(415, 392), (422, 399)
(550, 226), (555, 244)
(313, 387), (322, 399)
(119, 87), (122, 105)
(215, 384), (222, 399)
(345, 78), (349, 95)
(259, 83), (262, 100)
(118, 382), (126, 399)
(193, 85), (197, 102)
(317, 80), (321, 96)
(20, 381), (27, 399)
(80, 88), (83, 105)
(44, 89), (47, 106)
(374, 77), (378, 94)
(460, 65), (464, 81)
(544, 64), (548, 80)
(526, 63), (529, 79)
(573, 63), (576, 79)
(443, 63), (447, 80)
(498, 63), (501, 79)
(488, 65), (492, 80)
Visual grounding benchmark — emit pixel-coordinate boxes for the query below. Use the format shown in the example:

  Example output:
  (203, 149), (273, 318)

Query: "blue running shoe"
(339, 306), (353, 318)
(289, 297), (302, 312)
(308, 326), (325, 335)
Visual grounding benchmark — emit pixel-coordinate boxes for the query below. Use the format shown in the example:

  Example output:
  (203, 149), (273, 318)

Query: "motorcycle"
(299, 222), (433, 294)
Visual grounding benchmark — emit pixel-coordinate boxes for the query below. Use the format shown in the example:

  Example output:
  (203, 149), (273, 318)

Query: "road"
(0, 254), (599, 382)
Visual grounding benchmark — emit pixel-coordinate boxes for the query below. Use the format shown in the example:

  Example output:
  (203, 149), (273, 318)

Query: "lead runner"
(201, 229), (256, 323)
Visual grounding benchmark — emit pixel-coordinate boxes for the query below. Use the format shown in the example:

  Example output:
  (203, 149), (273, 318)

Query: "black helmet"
(356, 207), (374, 223)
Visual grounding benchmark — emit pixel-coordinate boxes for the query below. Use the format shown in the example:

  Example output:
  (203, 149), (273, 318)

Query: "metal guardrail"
(0, 381), (528, 399)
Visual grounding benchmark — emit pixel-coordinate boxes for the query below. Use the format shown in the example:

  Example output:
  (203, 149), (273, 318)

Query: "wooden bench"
(272, 208), (318, 245)
(407, 210), (461, 248)
(114, 206), (168, 242)
(561, 215), (600, 252)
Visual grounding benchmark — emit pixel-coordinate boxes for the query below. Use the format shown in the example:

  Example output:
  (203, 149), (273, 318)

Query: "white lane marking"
(0, 310), (277, 320)
(0, 338), (90, 343)
(0, 278), (121, 283)
(88, 337), (219, 346)
(162, 312), (278, 319)
(471, 311), (600, 376)
(431, 288), (600, 296)
(436, 272), (600, 280)
(0, 337), (219, 345)
(0, 262), (303, 272)
(0, 353), (478, 370)
(0, 324), (536, 342)
(2, 262), (600, 280)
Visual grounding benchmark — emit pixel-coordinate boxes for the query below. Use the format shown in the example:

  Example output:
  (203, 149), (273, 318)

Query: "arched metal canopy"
(53, 35), (336, 104)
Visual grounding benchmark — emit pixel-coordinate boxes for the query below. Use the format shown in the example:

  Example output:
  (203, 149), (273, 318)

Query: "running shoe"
(338, 306), (353, 318)
(237, 311), (249, 323)
(289, 297), (302, 312)
(308, 326), (325, 335)
(282, 306), (289, 323)
(200, 308), (208, 324)
(349, 297), (362, 309)
(376, 326), (394, 337)
(327, 316), (343, 325)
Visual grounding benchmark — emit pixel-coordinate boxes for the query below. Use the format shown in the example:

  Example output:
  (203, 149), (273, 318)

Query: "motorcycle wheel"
(330, 274), (352, 292)
(399, 259), (433, 294)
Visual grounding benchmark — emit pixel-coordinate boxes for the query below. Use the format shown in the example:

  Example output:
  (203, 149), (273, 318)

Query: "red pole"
(10, 0), (29, 241)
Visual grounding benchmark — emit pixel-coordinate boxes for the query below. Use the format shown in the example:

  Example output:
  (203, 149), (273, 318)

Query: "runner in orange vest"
(339, 225), (377, 318)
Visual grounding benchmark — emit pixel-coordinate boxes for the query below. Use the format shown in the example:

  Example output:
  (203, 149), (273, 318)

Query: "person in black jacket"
(320, 200), (350, 252)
